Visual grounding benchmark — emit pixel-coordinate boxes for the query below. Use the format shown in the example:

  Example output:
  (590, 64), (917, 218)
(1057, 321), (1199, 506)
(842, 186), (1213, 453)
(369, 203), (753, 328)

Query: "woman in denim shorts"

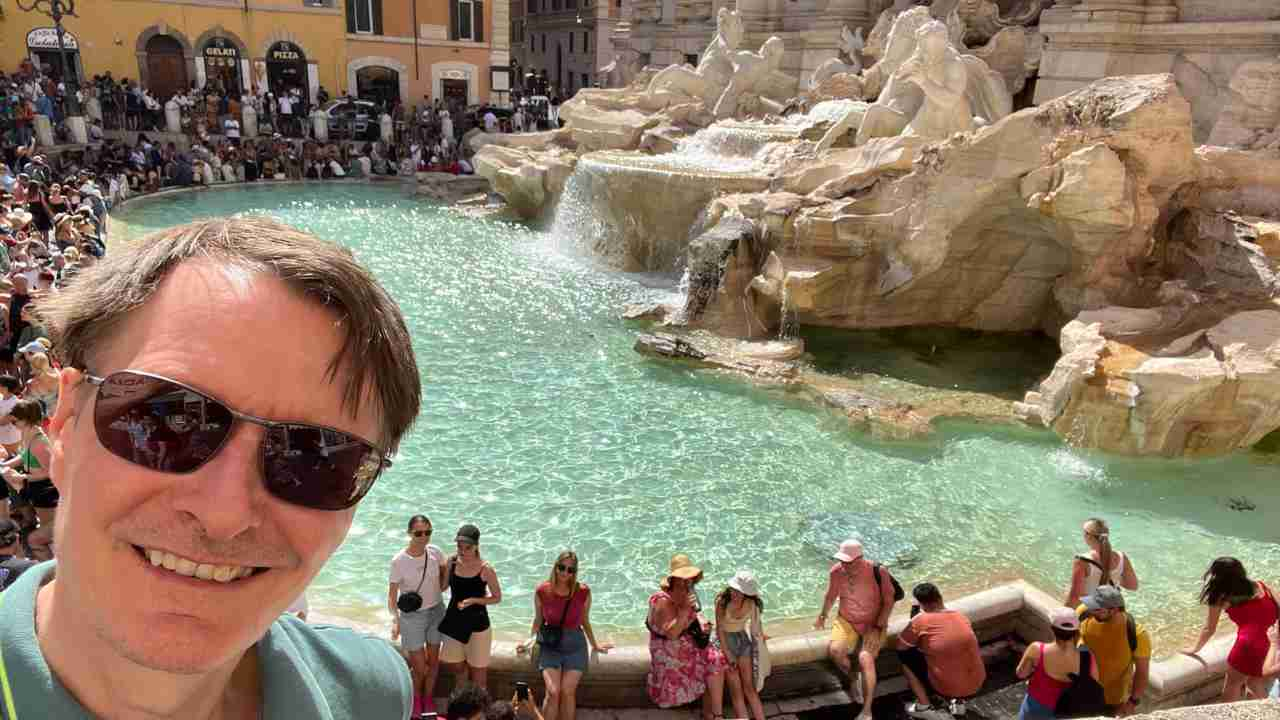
(389, 515), (448, 716)
(715, 571), (768, 720)
(517, 551), (615, 720)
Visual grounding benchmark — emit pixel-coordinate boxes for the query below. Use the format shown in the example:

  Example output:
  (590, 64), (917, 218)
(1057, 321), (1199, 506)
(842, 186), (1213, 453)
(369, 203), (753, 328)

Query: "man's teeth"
(146, 549), (255, 583)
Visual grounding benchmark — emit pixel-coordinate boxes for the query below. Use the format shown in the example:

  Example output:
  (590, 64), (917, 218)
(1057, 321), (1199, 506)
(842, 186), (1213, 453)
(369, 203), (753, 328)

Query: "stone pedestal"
(243, 105), (258, 139)
(67, 116), (88, 144)
(1068, 0), (1177, 24)
(85, 97), (102, 123)
(165, 100), (181, 134)
(380, 113), (393, 143)
(311, 110), (329, 142)
(33, 116), (53, 147)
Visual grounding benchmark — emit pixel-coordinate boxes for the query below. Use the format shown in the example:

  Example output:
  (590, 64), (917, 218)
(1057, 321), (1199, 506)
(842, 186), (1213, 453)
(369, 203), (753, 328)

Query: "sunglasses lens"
(261, 424), (382, 510)
(94, 372), (234, 473)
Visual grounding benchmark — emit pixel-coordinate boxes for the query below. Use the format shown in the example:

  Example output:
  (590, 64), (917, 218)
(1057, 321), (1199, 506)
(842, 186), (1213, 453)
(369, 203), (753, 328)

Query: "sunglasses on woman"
(85, 370), (392, 511)
(412, 530), (432, 538)
(557, 564), (577, 574)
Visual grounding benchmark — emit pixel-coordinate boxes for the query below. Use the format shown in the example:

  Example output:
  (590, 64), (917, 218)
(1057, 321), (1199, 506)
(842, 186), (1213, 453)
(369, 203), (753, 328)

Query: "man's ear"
(48, 366), (83, 442)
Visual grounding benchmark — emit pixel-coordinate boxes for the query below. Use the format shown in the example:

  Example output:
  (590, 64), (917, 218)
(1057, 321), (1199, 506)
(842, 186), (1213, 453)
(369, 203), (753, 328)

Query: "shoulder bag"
(537, 586), (576, 651)
(395, 554), (430, 613)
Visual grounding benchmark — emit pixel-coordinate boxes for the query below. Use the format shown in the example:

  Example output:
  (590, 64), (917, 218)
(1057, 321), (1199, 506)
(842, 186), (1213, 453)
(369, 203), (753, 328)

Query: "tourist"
(814, 539), (897, 720)
(0, 518), (34, 590)
(1264, 625), (1280, 677)
(1016, 608), (1098, 719)
(1077, 586), (1149, 716)
(439, 523), (503, 689)
(390, 514), (449, 716)
(714, 570), (769, 720)
(484, 108), (499, 133)
(448, 684), (492, 720)
(24, 351), (59, 416)
(0, 399), (52, 560)
(1065, 518), (1139, 608)
(1182, 557), (1278, 702)
(896, 583), (985, 718)
(0, 374), (22, 456)
(3, 216), (422, 716)
(645, 553), (727, 718)
(516, 550), (614, 720)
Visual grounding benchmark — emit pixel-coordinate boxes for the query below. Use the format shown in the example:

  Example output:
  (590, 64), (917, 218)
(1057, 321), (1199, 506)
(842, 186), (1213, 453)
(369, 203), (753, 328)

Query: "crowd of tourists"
(377, 515), (1280, 720)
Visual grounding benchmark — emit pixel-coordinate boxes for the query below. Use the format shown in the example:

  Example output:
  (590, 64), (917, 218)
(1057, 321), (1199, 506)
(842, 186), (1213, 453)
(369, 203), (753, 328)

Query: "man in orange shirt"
(897, 583), (986, 718)
(815, 540), (898, 720)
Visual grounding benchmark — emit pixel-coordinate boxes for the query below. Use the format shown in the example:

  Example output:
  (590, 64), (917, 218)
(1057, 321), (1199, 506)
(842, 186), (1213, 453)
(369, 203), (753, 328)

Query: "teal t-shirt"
(0, 562), (411, 719)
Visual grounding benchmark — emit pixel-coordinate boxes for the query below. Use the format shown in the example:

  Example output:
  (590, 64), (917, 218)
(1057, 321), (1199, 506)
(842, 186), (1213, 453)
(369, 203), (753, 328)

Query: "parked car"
(320, 98), (380, 140)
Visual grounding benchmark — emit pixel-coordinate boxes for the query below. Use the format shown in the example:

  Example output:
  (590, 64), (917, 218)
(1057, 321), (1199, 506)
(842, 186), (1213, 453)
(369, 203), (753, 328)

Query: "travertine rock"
(1207, 58), (1280, 149)
(474, 145), (578, 220)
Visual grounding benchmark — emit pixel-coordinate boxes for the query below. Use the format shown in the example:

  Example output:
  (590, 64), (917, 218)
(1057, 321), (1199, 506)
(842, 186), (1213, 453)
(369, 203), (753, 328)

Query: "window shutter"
(450, 0), (460, 40)
(474, 0), (484, 42)
(346, 0), (358, 33)
(372, 0), (384, 34)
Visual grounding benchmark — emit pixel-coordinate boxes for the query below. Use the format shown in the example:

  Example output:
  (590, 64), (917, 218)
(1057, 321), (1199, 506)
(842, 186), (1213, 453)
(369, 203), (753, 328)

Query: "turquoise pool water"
(115, 184), (1280, 650)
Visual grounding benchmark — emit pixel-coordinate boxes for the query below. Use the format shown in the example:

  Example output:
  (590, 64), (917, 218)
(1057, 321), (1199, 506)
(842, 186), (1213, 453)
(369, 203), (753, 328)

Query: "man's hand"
(1118, 700), (1136, 717)
(390, 617), (400, 641)
(862, 630), (884, 657)
(814, 613), (826, 630)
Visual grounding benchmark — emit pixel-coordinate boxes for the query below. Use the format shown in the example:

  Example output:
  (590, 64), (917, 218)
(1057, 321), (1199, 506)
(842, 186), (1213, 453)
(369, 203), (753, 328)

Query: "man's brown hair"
(38, 216), (421, 451)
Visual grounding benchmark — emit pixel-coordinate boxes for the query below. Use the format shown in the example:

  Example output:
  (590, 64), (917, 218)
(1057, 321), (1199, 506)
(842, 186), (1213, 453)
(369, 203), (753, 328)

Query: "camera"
(515, 681), (529, 701)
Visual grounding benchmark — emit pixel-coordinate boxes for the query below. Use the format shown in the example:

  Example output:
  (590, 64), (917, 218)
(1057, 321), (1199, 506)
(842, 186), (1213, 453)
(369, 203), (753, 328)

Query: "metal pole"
(53, 2), (80, 116)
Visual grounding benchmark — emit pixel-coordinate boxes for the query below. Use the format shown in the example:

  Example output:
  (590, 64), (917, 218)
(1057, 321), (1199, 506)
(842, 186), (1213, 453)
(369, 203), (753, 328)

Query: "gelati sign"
(26, 28), (79, 51)
(269, 42), (304, 62)
(203, 39), (239, 58)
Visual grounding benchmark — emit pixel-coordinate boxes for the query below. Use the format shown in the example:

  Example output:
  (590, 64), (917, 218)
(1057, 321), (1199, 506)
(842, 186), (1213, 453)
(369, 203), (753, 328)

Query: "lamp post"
(16, 0), (80, 117)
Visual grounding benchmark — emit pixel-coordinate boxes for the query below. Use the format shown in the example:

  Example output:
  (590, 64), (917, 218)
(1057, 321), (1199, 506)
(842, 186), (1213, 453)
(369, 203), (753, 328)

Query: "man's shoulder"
(265, 617), (411, 716)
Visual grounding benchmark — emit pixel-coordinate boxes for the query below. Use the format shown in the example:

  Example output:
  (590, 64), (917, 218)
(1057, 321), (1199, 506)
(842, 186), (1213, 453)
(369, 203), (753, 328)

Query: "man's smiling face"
(47, 261), (379, 673)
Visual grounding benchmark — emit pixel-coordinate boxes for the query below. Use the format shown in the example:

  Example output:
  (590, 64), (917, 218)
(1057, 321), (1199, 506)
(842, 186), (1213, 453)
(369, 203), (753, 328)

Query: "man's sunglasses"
(556, 564), (577, 575)
(85, 370), (392, 511)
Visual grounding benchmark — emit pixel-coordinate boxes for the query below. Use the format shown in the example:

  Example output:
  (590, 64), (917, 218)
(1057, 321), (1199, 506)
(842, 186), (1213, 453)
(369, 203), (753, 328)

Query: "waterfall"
(547, 159), (611, 260)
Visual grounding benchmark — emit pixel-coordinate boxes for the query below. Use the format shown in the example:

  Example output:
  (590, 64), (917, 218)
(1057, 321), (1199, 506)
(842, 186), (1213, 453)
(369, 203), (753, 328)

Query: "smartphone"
(515, 681), (530, 701)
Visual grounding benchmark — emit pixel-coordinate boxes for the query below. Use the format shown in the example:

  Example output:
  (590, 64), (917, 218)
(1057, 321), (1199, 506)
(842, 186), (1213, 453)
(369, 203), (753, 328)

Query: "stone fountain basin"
(568, 151), (773, 272)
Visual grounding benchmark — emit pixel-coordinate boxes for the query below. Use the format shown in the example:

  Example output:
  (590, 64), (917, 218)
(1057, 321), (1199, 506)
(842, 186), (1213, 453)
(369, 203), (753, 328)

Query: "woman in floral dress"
(646, 554), (728, 718)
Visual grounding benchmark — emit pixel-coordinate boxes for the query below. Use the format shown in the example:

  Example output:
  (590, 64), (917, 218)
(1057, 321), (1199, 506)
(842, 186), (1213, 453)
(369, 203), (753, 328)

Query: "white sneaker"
(949, 699), (966, 717)
(906, 702), (941, 719)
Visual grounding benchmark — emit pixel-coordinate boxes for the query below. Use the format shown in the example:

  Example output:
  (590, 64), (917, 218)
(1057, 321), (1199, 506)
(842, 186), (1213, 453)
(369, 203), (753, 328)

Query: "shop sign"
(203, 39), (239, 59)
(26, 27), (79, 51)
(269, 42), (304, 62)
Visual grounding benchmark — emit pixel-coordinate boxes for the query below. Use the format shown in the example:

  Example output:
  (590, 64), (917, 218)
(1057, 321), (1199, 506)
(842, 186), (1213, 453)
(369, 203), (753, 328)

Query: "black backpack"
(872, 562), (905, 602)
(1055, 647), (1108, 718)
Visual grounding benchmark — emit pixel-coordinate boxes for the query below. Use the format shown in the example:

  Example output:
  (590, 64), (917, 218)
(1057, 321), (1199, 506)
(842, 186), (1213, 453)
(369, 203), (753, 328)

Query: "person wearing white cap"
(815, 539), (898, 720)
(714, 570), (769, 720)
(1014, 608), (1099, 719)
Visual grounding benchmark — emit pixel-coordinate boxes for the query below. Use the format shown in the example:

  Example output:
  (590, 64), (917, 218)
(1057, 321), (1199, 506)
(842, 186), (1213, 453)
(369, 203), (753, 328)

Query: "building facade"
(344, 0), (511, 109)
(0, 0), (349, 106)
(513, 0), (623, 96)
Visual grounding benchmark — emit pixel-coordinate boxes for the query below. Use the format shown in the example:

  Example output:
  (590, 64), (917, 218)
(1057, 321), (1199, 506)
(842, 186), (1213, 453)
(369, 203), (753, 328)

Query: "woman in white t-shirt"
(0, 375), (21, 455)
(390, 514), (448, 716)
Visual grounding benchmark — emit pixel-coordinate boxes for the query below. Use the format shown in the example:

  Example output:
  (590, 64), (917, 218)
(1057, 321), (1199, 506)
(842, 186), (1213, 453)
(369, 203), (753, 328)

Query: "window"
(569, 33), (574, 53)
(583, 31), (589, 53)
(582, 72), (590, 89)
(684, 53), (698, 66)
(349, 0), (375, 33)
(541, 34), (546, 53)
(459, 0), (474, 39)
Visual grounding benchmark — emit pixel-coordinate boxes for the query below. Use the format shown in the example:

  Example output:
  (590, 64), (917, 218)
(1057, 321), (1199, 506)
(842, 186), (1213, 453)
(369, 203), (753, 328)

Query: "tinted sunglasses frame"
(83, 369), (393, 511)
(411, 530), (433, 538)
(556, 564), (577, 574)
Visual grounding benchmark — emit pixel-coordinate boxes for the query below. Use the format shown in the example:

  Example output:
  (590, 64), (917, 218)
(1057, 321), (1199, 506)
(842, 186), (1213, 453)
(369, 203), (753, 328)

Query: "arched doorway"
(266, 41), (309, 105)
(201, 36), (242, 95)
(355, 66), (399, 111)
(145, 35), (188, 100)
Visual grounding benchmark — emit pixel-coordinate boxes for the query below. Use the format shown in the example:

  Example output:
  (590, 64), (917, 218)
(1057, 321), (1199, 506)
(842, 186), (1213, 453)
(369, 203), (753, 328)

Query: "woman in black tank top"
(438, 523), (502, 689)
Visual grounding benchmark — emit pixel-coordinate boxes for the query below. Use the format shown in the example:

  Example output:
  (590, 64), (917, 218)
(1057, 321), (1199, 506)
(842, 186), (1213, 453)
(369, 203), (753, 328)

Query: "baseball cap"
(832, 539), (864, 563)
(455, 523), (480, 544)
(1081, 585), (1125, 611)
(1050, 607), (1080, 631)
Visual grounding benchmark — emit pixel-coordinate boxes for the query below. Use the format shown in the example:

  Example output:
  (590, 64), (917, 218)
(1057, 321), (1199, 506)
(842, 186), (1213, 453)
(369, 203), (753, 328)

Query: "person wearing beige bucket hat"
(714, 570), (770, 720)
(646, 553), (729, 717)
(815, 539), (899, 720)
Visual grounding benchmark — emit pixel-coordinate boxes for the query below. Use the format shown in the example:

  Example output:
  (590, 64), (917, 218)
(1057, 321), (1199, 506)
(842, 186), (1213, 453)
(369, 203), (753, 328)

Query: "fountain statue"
(808, 26), (865, 92)
(816, 14), (1011, 150)
(647, 7), (745, 107)
(714, 37), (788, 119)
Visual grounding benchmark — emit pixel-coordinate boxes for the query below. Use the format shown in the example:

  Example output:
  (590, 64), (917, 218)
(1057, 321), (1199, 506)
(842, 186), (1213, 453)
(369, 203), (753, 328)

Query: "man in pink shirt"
(814, 539), (898, 720)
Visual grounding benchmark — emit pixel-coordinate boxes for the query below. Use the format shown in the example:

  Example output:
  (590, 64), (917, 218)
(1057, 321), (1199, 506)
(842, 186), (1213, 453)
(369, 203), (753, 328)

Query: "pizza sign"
(270, 43), (304, 61)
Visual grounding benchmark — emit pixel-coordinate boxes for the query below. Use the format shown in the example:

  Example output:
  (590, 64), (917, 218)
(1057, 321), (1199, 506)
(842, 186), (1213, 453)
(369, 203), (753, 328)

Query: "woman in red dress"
(1182, 557), (1278, 702)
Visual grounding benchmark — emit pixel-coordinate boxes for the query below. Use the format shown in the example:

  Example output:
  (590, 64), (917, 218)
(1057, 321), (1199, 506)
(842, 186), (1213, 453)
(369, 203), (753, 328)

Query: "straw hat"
(660, 553), (703, 589)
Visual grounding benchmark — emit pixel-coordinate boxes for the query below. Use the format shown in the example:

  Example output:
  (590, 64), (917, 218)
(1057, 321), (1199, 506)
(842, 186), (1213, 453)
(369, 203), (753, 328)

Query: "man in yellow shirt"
(1078, 586), (1151, 716)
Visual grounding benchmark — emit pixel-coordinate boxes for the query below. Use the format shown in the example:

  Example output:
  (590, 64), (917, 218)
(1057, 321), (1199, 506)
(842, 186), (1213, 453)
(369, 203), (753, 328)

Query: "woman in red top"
(1182, 557), (1278, 702)
(1015, 608), (1098, 719)
(516, 551), (613, 720)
